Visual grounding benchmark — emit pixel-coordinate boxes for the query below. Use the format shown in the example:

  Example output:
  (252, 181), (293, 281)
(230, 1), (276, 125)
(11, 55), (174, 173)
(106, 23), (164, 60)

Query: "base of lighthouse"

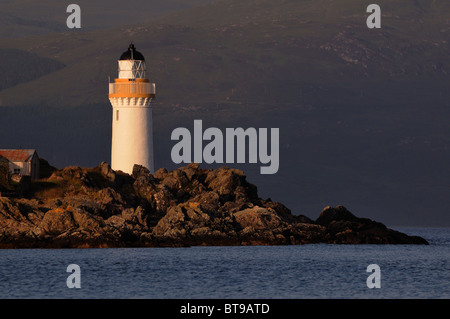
(110, 97), (154, 174)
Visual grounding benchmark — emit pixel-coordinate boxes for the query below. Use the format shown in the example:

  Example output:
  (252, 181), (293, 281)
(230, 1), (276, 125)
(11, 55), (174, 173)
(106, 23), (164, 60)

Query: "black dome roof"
(119, 43), (145, 61)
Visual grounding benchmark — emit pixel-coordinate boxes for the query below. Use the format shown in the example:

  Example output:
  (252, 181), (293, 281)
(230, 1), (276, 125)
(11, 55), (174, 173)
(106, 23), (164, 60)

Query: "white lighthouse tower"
(108, 43), (156, 174)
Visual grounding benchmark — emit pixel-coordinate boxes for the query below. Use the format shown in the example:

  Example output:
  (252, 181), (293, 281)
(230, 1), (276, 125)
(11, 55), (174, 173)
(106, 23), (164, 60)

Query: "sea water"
(0, 227), (449, 299)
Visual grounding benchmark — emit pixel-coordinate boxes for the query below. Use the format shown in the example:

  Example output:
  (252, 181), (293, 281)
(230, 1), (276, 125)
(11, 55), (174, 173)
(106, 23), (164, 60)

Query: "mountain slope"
(0, 0), (449, 107)
(0, 0), (216, 37)
(0, 48), (65, 93)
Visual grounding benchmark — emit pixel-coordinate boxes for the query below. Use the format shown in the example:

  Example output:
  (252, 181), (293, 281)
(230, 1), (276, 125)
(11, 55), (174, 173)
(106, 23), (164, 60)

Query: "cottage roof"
(0, 149), (37, 162)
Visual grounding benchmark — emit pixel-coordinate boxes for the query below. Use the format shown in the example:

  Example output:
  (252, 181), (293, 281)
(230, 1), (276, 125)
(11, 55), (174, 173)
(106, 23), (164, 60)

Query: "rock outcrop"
(0, 163), (428, 248)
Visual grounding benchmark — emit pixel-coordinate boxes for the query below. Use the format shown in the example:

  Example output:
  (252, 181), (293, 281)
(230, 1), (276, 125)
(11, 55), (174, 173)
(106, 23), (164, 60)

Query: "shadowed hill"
(0, 48), (65, 93)
(1, 0), (450, 106)
(0, 0), (216, 37)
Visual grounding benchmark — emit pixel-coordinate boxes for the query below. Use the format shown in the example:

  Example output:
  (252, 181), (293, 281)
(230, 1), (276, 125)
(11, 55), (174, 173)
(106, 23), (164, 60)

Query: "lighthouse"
(108, 43), (156, 174)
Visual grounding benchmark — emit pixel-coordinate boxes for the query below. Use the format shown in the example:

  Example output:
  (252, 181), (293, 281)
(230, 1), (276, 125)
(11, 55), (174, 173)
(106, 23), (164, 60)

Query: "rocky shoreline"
(0, 163), (428, 248)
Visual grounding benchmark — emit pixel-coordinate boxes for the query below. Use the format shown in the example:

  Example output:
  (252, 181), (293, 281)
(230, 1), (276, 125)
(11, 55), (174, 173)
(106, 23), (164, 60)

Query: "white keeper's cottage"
(0, 149), (40, 180)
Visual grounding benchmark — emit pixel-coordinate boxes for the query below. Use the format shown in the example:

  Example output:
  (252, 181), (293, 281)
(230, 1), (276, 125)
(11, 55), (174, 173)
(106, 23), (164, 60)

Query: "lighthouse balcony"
(109, 81), (156, 98)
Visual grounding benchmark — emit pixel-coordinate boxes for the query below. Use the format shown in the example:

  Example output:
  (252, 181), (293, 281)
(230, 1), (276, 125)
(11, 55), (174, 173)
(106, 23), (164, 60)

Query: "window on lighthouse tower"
(116, 110), (119, 121)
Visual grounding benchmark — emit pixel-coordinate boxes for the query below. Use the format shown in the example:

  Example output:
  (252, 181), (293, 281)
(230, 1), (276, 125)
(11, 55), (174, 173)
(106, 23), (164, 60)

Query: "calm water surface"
(0, 227), (449, 299)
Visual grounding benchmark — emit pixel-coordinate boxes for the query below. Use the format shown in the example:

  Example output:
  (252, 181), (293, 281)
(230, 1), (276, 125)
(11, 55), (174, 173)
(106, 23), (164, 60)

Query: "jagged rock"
(152, 205), (188, 238)
(121, 206), (148, 227)
(153, 167), (168, 180)
(40, 208), (77, 235)
(132, 164), (151, 180)
(107, 215), (126, 229)
(316, 205), (358, 225)
(234, 206), (284, 230)
(179, 163), (202, 181)
(97, 187), (123, 205)
(205, 166), (258, 201)
(0, 163), (429, 248)
(100, 162), (116, 182)
(315, 205), (429, 244)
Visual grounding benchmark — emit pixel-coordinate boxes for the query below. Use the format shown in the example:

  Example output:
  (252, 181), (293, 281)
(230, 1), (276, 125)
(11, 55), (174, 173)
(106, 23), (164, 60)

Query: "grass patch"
(29, 180), (64, 199)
